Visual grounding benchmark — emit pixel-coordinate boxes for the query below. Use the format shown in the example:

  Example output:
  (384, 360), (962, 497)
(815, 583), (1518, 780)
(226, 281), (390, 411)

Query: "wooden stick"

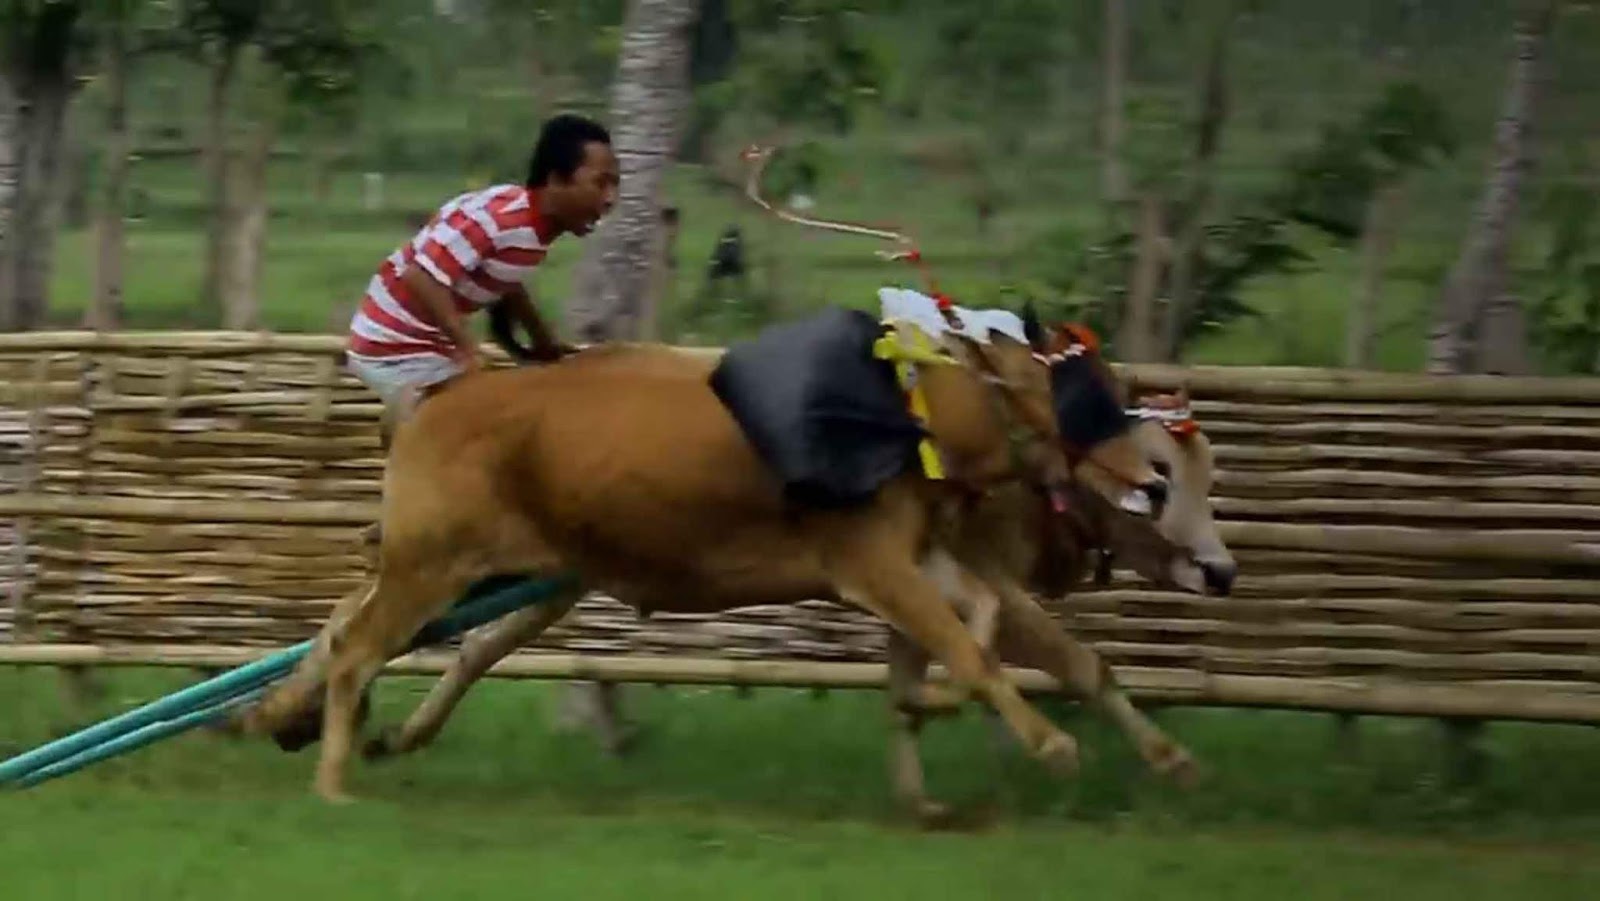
(0, 494), (378, 525)
(5, 495), (1594, 562)
(5, 332), (1600, 401)
(1214, 522), (1600, 563)
(2, 644), (1597, 723)
(1214, 498), (1600, 524)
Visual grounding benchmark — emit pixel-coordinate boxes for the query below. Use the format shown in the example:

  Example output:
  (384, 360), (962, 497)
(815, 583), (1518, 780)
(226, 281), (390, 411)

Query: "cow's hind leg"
(307, 566), (481, 803)
(364, 584), (583, 760)
(237, 581), (376, 746)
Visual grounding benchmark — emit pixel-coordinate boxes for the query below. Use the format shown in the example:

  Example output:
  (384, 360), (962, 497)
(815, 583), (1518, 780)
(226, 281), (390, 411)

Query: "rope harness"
(737, 144), (1139, 505)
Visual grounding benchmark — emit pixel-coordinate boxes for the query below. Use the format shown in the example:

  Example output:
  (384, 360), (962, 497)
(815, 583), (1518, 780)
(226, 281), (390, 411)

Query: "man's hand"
(529, 338), (578, 363)
(505, 286), (573, 363)
(452, 346), (487, 373)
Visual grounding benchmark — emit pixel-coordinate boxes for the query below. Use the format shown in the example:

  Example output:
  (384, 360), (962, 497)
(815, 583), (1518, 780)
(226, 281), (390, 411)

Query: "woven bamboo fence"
(4, 331), (1600, 724)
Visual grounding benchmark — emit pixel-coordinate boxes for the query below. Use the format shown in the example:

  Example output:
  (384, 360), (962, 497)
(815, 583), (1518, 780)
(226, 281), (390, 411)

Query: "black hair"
(525, 113), (612, 187)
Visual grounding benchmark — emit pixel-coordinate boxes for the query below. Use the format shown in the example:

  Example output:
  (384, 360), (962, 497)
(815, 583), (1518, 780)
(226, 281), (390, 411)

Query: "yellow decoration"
(872, 321), (957, 481)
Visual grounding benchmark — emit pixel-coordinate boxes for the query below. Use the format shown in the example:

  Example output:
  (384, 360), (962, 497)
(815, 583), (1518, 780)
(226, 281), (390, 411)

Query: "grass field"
(4, 666), (1599, 898)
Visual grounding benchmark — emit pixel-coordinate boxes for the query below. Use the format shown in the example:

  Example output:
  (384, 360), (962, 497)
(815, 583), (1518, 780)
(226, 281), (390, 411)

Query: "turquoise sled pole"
(10, 685), (271, 789)
(0, 573), (576, 789)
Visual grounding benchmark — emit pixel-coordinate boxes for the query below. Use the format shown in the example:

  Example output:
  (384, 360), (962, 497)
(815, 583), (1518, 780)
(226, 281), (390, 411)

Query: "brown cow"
(237, 313), (1167, 803)
(885, 365), (1235, 820)
(360, 324), (1235, 824)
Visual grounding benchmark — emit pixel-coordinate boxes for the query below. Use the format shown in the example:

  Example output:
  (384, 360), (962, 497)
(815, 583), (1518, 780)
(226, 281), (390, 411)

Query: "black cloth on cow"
(709, 306), (928, 510)
(1048, 352), (1130, 450)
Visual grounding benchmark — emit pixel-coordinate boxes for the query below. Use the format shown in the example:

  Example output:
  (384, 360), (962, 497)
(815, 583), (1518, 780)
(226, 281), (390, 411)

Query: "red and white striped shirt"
(347, 184), (555, 360)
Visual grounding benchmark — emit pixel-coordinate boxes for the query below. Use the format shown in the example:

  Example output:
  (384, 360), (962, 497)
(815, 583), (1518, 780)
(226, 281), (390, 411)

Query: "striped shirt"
(347, 184), (555, 360)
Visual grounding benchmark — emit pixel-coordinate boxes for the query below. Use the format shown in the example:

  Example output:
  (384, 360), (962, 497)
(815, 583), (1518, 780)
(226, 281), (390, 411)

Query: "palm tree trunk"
(1425, 0), (1559, 374)
(567, 0), (701, 343)
(556, 0), (702, 751)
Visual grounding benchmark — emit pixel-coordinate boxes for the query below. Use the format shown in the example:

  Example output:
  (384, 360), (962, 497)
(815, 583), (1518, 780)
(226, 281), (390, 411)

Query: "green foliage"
(259, 2), (385, 111)
(1527, 182), (1600, 375)
(702, 0), (885, 133)
(998, 75), (1462, 361)
(166, 0), (388, 120)
(476, 0), (627, 94)
(1000, 209), (1301, 354)
(0, 0), (89, 81)
(1272, 79), (1456, 242)
(921, 0), (1063, 129)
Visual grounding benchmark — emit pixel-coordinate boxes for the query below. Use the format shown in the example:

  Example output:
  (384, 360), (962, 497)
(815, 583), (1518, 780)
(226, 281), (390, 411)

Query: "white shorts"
(345, 351), (464, 414)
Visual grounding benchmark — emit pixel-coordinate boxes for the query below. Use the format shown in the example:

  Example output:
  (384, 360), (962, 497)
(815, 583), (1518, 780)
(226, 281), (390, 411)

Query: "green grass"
(3, 667), (1599, 898)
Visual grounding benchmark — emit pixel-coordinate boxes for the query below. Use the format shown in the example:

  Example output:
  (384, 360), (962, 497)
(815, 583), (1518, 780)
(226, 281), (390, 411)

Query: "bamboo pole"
(5, 496), (1597, 563)
(5, 332), (1600, 401)
(2, 644), (1597, 724)
(0, 494), (379, 525)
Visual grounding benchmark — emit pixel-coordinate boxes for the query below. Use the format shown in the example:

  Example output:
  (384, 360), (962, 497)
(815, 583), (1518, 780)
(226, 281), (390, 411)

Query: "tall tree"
(555, 0), (700, 751)
(177, 0), (376, 326)
(1426, 0), (1562, 374)
(1159, 0), (1237, 362)
(566, 0), (701, 343)
(179, 0), (266, 321)
(0, 0), (87, 331)
(87, 0), (131, 330)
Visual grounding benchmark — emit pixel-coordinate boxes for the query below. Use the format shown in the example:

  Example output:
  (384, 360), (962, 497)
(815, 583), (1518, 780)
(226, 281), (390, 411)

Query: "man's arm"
(400, 266), (484, 370)
(503, 284), (569, 361)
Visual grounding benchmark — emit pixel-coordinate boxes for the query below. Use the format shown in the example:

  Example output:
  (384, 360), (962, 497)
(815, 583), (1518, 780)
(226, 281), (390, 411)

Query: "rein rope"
(739, 145), (959, 318)
(735, 143), (1136, 502)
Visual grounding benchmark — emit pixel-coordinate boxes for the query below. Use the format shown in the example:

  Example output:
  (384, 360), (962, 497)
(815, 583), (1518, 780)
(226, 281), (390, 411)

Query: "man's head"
(526, 113), (620, 238)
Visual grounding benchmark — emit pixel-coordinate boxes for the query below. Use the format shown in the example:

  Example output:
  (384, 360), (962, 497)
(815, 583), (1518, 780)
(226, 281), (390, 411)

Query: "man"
(346, 113), (617, 558)
(344, 113), (620, 423)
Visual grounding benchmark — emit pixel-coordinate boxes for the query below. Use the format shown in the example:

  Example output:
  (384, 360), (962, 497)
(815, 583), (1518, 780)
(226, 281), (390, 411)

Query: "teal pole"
(0, 573), (576, 788)
(0, 643), (309, 785)
(10, 685), (270, 788)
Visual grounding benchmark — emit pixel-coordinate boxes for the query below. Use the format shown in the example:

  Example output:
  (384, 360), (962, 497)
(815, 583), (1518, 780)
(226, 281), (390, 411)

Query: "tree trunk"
(218, 118), (274, 330)
(199, 45), (240, 322)
(1477, 290), (1532, 374)
(1346, 180), (1405, 369)
(89, 1), (132, 331)
(1425, 0), (1558, 374)
(566, 0), (701, 343)
(1099, 0), (1128, 210)
(642, 210), (677, 341)
(1160, 5), (1234, 362)
(0, 72), (18, 329)
(218, 50), (278, 331)
(1117, 193), (1166, 363)
(0, 73), (72, 331)
(558, 0), (701, 753)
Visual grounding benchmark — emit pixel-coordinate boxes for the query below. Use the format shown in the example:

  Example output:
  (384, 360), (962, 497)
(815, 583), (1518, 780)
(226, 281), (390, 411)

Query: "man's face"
(551, 141), (620, 237)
